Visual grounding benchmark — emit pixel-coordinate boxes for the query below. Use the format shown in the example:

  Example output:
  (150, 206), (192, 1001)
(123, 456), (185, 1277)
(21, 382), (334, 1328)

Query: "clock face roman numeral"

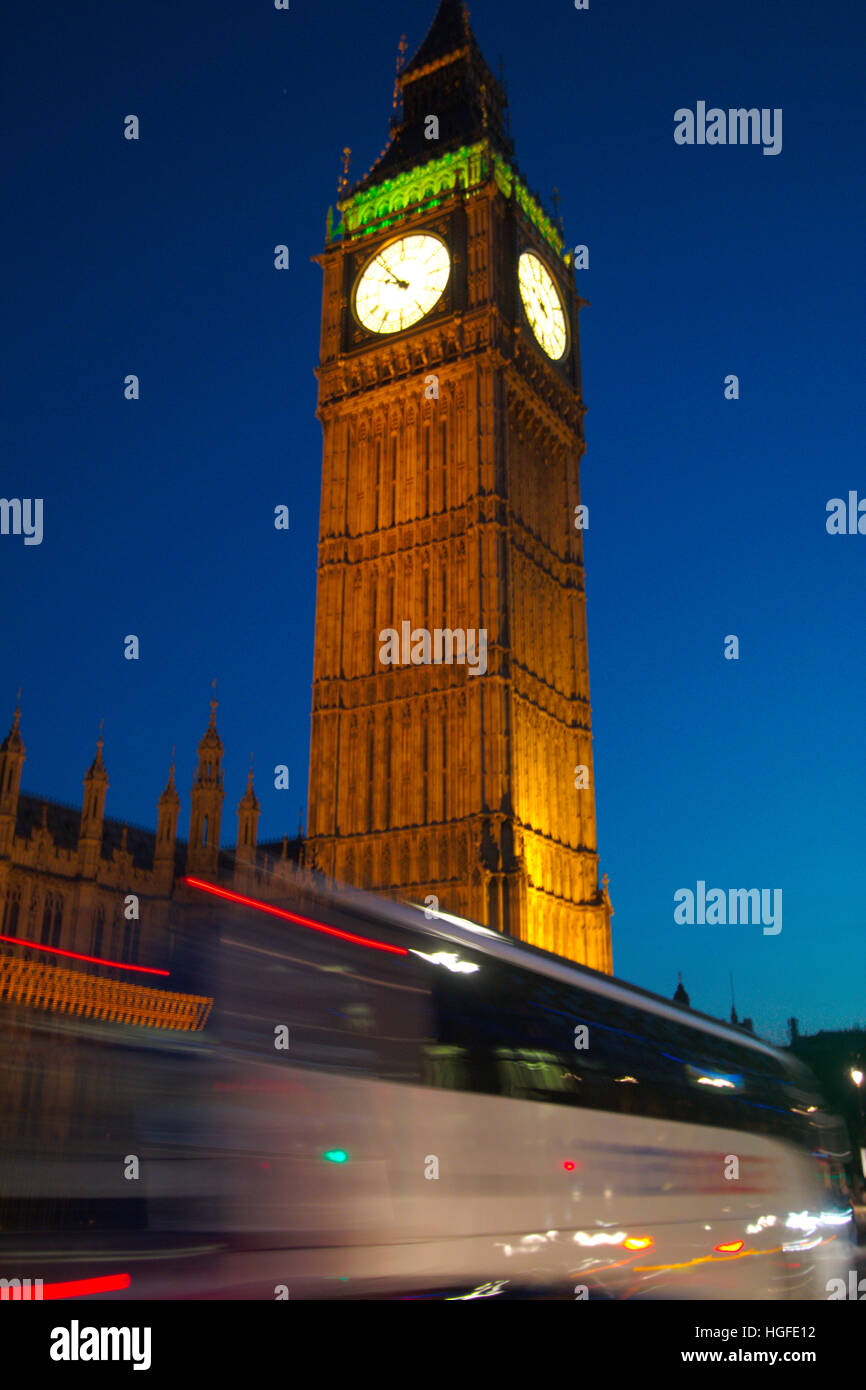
(354, 234), (451, 334)
(518, 251), (567, 360)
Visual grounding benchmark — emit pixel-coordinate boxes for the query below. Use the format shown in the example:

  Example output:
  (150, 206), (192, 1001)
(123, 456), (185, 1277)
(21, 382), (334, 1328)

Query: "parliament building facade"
(0, 698), (308, 976)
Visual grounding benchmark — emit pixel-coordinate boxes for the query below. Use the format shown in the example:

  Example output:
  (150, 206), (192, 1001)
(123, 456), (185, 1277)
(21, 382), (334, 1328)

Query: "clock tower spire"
(307, 1), (612, 972)
(350, 0), (512, 196)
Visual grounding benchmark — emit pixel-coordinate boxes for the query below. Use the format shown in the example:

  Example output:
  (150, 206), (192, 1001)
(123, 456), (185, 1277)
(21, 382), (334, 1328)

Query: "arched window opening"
(51, 897), (63, 949)
(2, 889), (20, 934)
(92, 907), (105, 958)
(41, 895), (53, 945)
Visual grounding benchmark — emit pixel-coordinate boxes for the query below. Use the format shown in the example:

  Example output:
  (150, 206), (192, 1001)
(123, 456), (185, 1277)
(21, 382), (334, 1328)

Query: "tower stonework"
(306, 0), (613, 971)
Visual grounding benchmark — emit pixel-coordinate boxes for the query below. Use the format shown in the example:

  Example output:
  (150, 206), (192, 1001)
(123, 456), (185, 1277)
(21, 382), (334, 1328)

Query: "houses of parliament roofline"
(0, 695), (307, 971)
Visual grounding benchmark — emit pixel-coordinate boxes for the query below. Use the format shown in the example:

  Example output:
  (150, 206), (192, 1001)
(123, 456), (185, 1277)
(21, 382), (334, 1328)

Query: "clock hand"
(377, 256), (410, 290)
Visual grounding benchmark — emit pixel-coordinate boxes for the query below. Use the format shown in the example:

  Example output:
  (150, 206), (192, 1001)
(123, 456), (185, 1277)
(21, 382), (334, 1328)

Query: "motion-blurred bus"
(0, 877), (854, 1299)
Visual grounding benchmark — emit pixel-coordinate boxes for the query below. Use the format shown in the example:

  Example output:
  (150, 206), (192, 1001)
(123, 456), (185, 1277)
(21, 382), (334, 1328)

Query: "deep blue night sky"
(2, 0), (864, 1043)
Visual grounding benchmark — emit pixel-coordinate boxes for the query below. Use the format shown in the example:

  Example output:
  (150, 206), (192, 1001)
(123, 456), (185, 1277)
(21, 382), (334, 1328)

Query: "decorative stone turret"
(187, 691), (224, 880)
(0, 694), (25, 858)
(78, 725), (108, 879)
(236, 757), (260, 857)
(153, 752), (180, 890)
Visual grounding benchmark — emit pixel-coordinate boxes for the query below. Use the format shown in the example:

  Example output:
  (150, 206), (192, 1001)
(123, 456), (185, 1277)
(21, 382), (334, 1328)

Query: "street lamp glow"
(850, 1068), (864, 1087)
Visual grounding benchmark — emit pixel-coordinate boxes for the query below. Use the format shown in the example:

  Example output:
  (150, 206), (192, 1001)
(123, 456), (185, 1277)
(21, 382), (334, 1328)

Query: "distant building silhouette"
(787, 1025), (866, 1195)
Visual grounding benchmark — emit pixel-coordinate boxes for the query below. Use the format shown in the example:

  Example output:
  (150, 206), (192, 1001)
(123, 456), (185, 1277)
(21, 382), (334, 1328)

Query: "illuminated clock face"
(518, 251), (567, 360)
(354, 233), (451, 334)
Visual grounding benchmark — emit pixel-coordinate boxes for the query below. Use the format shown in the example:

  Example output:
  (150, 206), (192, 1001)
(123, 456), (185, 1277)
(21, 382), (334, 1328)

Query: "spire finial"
(338, 147), (352, 198)
(392, 34), (408, 123)
(209, 679), (218, 727)
(160, 747), (179, 803)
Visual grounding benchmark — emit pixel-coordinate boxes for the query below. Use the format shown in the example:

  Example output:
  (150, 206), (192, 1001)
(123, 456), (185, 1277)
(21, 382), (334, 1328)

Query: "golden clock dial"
(518, 251), (568, 361)
(354, 233), (451, 335)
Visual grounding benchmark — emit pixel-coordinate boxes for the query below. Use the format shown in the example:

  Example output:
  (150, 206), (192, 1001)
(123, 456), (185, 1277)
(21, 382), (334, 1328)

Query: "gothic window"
(352, 568), (364, 661)
(202, 814), (208, 847)
(92, 906), (105, 958)
(422, 720), (429, 823)
(390, 436), (397, 525)
(423, 423), (431, 515)
(440, 419), (448, 511)
(2, 885), (19, 934)
(51, 896), (63, 949)
(366, 725), (375, 832)
(122, 918), (140, 965)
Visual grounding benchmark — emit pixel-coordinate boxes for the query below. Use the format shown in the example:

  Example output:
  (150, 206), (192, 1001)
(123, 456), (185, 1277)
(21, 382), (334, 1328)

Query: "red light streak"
(714, 1240), (745, 1254)
(42, 1273), (131, 1299)
(183, 879), (409, 956)
(0, 934), (169, 977)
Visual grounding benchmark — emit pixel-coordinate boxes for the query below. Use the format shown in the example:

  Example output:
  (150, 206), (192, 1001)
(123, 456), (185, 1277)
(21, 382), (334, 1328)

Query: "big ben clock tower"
(307, 0), (613, 972)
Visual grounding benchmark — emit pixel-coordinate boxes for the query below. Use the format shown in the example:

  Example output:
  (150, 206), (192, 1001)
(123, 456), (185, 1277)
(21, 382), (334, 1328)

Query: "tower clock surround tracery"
(306, 0), (613, 973)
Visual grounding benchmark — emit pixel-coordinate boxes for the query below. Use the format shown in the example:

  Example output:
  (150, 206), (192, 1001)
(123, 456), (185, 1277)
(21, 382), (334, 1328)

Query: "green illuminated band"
(334, 142), (566, 261)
